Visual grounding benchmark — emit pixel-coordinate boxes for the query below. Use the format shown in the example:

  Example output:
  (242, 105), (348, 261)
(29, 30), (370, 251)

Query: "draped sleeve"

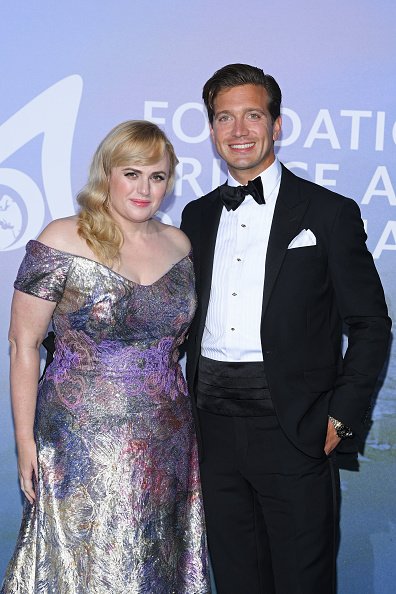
(14, 240), (73, 303)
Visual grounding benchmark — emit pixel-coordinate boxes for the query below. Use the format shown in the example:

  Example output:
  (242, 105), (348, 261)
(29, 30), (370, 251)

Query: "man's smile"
(229, 142), (255, 149)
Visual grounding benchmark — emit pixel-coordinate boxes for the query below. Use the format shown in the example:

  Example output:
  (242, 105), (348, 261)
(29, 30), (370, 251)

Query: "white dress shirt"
(201, 158), (282, 362)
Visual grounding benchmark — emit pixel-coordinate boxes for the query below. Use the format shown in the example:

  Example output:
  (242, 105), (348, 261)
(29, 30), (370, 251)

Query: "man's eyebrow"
(214, 107), (266, 115)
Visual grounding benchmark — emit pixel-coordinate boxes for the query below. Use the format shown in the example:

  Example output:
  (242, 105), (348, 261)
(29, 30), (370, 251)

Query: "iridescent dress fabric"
(2, 239), (210, 594)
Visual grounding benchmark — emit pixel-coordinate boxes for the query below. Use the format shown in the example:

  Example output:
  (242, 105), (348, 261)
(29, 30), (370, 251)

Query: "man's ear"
(273, 116), (282, 142)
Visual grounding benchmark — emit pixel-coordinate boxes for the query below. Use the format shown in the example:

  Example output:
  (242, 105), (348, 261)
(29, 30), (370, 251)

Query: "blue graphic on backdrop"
(0, 76), (83, 251)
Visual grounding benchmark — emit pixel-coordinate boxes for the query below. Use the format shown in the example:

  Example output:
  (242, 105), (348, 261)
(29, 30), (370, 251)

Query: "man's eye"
(248, 112), (261, 119)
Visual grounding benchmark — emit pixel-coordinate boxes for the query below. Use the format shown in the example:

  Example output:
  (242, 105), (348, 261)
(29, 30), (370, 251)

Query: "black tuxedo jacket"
(181, 164), (391, 458)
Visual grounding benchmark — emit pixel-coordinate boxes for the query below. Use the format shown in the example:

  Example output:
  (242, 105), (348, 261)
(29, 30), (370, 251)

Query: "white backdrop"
(1, 2), (395, 592)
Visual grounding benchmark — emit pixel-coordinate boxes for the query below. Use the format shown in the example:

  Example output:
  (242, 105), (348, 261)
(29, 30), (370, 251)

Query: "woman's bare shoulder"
(36, 216), (86, 254)
(157, 222), (191, 257)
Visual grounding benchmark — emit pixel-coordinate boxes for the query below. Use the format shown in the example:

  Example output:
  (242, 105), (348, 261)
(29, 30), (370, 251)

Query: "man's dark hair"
(202, 63), (282, 125)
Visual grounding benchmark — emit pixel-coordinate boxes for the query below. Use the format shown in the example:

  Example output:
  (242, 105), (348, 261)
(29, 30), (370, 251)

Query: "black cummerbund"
(197, 356), (275, 417)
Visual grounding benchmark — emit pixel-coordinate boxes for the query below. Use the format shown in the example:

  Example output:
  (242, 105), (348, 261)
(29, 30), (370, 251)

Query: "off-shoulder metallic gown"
(2, 240), (210, 594)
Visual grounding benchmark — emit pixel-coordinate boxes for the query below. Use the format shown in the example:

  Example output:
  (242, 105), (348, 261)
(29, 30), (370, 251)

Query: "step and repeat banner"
(1, 2), (395, 592)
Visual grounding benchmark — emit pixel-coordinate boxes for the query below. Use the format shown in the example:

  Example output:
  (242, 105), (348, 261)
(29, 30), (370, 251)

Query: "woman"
(2, 121), (210, 593)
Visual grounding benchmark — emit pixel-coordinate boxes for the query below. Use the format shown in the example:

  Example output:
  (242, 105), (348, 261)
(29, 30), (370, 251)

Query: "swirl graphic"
(0, 75), (83, 251)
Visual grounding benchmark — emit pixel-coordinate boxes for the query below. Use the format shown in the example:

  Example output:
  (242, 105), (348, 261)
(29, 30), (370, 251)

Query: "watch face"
(337, 425), (353, 439)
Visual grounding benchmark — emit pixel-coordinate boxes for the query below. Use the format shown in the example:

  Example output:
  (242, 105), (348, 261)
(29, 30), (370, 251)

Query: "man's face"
(210, 84), (281, 184)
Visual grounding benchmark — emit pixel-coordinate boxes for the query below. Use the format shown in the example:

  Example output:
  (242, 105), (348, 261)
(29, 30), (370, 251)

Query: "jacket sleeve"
(327, 198), (391, 435)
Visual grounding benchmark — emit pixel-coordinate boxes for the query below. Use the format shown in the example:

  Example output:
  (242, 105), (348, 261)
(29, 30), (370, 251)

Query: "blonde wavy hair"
(77, 120), (178, 266)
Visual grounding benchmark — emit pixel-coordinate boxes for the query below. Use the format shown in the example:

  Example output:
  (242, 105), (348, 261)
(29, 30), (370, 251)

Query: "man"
(180, 64), (391, 594)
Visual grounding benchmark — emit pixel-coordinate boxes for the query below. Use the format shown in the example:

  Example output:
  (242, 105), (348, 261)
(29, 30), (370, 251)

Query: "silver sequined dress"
(1, 240), (210, 594)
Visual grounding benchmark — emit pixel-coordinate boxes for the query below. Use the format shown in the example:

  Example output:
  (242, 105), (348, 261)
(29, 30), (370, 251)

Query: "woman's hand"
(9, 289), (55, 506)
(17, 438), (38, 504)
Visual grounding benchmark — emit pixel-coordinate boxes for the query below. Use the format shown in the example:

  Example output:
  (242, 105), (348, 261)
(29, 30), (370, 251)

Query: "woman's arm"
(9, 290), (56, 503)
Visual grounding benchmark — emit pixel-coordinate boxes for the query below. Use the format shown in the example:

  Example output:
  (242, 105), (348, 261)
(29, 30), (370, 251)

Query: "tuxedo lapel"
(197, 188), (223, 336)
(262, 166), (310, 319)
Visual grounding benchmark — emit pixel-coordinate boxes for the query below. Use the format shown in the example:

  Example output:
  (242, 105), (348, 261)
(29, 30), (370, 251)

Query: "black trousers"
(198, 409), (339, 594)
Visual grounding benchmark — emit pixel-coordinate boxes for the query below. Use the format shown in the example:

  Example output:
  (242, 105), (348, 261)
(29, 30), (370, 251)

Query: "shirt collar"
(227, 158), (282, 203)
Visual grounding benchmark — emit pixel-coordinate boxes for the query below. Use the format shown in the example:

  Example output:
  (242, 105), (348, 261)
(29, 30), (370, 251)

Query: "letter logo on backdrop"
(0, 75), (83, 251)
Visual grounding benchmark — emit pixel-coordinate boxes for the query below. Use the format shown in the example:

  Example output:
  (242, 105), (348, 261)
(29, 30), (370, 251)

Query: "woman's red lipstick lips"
(131, 199), (151, 207)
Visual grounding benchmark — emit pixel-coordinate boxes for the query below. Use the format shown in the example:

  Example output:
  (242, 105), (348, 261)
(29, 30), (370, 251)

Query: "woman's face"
(107, 154), (170, 227)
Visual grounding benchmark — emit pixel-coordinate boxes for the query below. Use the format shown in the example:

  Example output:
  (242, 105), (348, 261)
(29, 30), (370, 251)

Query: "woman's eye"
(152, 175), (166, 182)
(125, 171), (137, 178)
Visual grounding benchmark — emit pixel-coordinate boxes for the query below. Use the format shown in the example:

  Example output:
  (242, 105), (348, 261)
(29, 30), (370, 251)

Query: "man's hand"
(324, 419), (341, 455)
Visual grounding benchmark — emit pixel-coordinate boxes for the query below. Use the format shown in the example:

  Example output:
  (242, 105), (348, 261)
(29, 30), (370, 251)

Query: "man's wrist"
(328, 416), (353, 439)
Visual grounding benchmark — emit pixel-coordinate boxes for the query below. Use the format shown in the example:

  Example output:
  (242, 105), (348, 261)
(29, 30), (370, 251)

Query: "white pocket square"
(288, 229), (316, 249)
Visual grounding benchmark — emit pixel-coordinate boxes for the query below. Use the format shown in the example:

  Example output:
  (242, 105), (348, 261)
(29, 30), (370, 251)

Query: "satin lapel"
(197, 188), (223, 336)
(261, 166), (310, 319)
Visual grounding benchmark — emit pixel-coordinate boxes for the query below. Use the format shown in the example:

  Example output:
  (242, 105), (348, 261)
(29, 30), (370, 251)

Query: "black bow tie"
(219, 176), (265, 211)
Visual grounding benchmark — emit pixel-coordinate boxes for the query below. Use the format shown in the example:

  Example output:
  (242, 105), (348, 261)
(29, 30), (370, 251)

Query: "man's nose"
(232, 117), (248, 137)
